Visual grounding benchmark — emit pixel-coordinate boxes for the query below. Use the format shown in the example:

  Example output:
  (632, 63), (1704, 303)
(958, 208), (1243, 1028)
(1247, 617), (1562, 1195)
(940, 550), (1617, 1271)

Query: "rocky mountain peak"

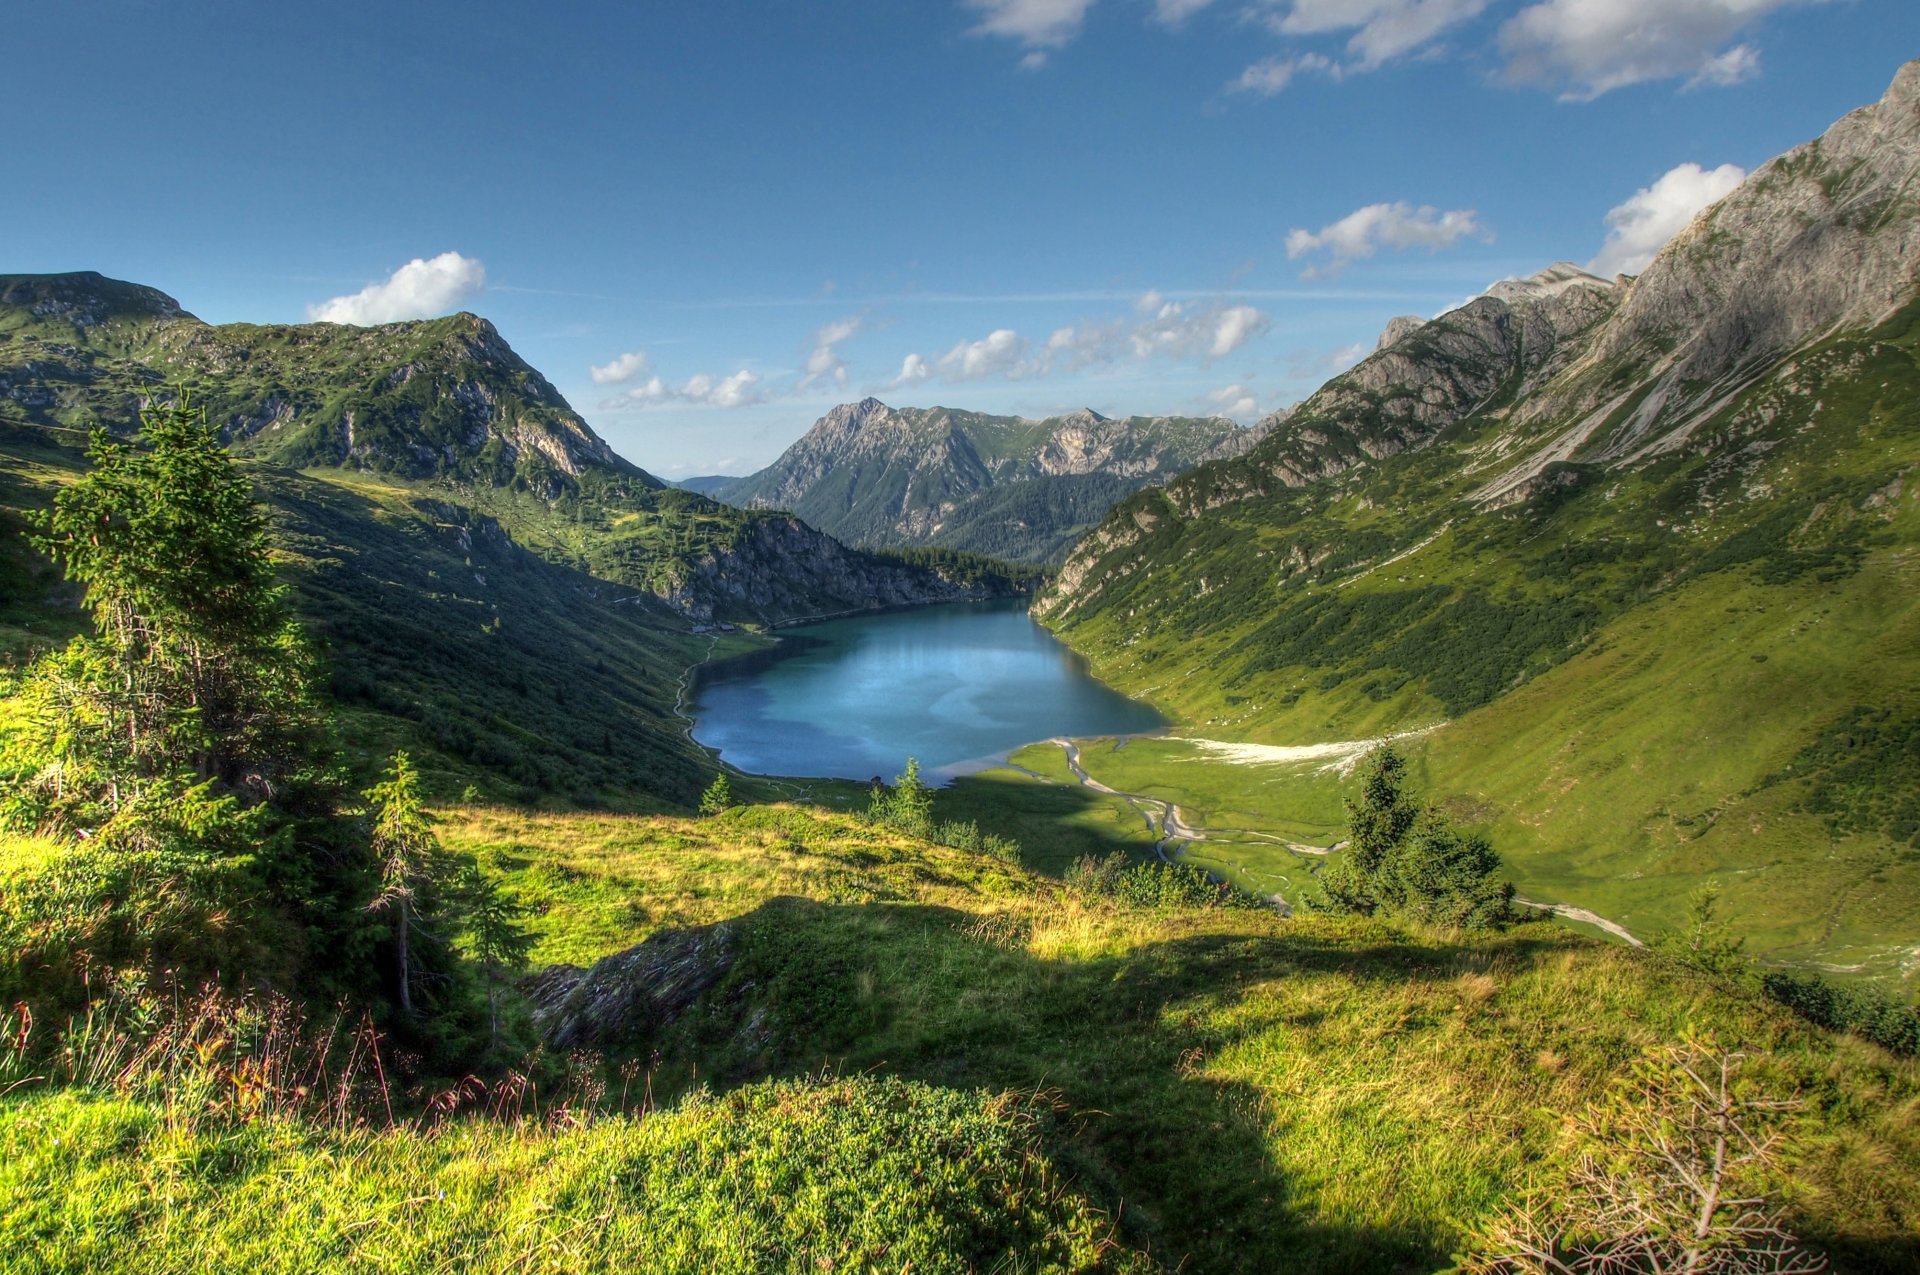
(1483, 262), (1614, 304)
(815, 396), (897, 437)
(0, 271), (196, 343)
(1375, 315), (1428, 351)
(1474, 58), (1920, 501)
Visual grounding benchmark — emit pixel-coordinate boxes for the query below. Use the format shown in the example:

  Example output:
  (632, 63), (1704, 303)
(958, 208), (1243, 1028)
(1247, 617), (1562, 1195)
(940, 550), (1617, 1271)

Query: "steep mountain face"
(1477, 62), (1920, 503)
(0, 277), (1023, 626)
(713, 399), (1254, 563)
(1037, 62), (1920, 974)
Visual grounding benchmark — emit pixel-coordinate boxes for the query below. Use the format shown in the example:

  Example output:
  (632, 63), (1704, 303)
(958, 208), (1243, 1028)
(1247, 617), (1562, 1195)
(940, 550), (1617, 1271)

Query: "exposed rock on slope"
(1480, 61), (1920, 501)
(713, 398), (1253, 563)
(525, 921), (737, 1050)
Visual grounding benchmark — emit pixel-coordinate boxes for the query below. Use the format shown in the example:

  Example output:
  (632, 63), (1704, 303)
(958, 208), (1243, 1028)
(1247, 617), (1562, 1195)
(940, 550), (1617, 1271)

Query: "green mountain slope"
(1036, 62), (1920, 977)
(0, 276), (1029, 627)
(715, 398), (1259, 564)
(1, 276), (1032, 801)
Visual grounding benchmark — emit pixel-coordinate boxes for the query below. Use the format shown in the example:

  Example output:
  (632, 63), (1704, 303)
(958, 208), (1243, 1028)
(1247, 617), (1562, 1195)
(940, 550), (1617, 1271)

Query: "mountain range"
(707, 399), (1263, 564)
(1036, 60), (1920, 973)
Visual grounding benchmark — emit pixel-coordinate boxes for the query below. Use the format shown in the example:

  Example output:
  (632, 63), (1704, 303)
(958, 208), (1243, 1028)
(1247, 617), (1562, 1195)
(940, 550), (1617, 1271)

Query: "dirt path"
(1045, 738), (1641, 944)
(1515, 897), (1642, 947)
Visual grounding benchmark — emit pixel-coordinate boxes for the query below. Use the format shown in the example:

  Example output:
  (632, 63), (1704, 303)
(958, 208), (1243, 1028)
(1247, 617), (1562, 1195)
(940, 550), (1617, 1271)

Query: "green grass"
(8, 805), (1919, 1271)
(935, 755), (1160, 874)
(0, 1078), (1145, 1274)
(431, 805), (1920, 1273)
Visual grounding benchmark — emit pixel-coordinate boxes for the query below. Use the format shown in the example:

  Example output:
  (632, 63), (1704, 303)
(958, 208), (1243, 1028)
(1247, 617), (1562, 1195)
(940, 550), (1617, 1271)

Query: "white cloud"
(1151, 0), (1218, 25)
(1048, 295), (1270, 369)
(589, 350), (650, 385)
(1207, 383), (1260, 419)
(1499, 0), (1803, 101)
(308, 252), (486, 325)
(1206, 305), (1267, 357)
(964, 0), (1099, 51)
(938, 328), (1039, 381)
(1285, 201), (1488, 278)
(1267, 0), (1493, 68)
(683, 370), (763, 408)
(801, 316), (863, 391)
(1587, 160), (1747, 277)
(1285, 339), (1372, 379)
(601, 368), (764, 411)
(897, 294), (1271, 390)
(1227, 53), (1336, 97)
(1684, 42), (1761, 90)
(888, 353), (933, 389)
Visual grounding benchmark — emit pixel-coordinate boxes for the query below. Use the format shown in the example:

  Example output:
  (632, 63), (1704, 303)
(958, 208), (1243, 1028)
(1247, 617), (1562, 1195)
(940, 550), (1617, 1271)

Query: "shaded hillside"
(715, 398), (1259, 564)
(0, 434), (720, 804)
(1037, 63), (1920, 975)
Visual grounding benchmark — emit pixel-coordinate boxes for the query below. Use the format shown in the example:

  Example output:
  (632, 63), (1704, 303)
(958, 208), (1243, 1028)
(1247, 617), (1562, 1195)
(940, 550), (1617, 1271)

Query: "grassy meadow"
(426, 806), (1915, 1270)
(5, 796), (1918, 1271)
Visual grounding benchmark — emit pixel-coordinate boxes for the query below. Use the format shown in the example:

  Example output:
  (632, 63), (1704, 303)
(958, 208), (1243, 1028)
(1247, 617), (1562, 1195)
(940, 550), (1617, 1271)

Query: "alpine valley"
(2, 38), (1919, 1275)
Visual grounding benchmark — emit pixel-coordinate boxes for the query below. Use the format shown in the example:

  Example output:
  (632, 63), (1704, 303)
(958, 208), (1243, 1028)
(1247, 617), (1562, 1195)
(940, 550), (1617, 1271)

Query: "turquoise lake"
(688, 598), (1165, 782)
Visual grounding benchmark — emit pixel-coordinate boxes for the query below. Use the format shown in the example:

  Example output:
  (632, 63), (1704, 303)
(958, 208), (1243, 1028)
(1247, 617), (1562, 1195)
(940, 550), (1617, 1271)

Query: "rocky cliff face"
(715, 398), (1251, 563)
(1474, 61), (1920, 502)
(1212, 263), (1620, 502)
(1041, 56), (1920, 645)
(663, 514), (1028, 624)
(1048, 59), (1920, 615)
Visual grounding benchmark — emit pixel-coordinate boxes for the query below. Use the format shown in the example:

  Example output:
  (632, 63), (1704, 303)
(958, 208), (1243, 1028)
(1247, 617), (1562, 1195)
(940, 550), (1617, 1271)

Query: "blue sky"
(7, 1), (1916, 476)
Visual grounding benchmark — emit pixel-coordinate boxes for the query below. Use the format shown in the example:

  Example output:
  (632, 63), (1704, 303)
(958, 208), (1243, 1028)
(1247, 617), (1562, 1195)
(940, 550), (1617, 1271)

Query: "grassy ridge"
(432, 805), (1920, 1272)
(6, 804), (1916, 1270)
(0, 436), (721, 804)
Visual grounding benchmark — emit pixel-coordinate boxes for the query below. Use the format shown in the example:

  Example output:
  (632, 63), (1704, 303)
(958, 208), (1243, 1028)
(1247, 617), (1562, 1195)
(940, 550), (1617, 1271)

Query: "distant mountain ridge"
(1035, 61), (1920, 976)
(710, 398), (1262, 564)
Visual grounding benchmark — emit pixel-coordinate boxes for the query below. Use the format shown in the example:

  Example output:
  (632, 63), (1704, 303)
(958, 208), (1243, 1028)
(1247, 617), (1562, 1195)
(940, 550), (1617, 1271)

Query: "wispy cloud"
(1151, 0), (1218, 26)
(1587, 160), (1746, 277)
(687, 285), (1435, 310)
(799, 315), (864, 391)
(887, 291), (1272, 389)
(1206, 382), (1260, 419)
(887, 353), (934, 390)
(600, 368), (764, 411)
(1206, 0), (1799, 101)
(307, 252), (485, 325)
(963, 0), (1099, 62)
(1227, 52), (1336, 97)
(1285, 202), (1489, 278)
(1498, 0), (1804, 101)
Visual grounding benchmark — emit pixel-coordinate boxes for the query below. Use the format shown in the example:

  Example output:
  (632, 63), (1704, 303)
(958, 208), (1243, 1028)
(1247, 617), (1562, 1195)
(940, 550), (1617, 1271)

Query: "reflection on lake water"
(688, 598), (1164, 781)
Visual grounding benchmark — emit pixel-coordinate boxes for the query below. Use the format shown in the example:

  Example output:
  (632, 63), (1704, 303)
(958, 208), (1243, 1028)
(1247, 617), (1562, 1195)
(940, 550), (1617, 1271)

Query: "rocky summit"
(710, 398), (1261, 564)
